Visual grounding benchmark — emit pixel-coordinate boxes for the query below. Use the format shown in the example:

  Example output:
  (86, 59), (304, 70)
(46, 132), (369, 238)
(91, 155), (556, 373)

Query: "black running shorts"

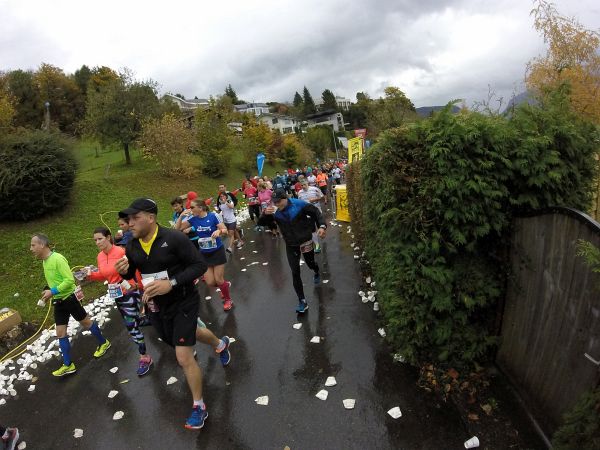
(54, 295), (88, 326)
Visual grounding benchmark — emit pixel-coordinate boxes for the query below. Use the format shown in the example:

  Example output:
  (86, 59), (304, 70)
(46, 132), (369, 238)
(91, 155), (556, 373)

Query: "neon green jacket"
(42, 252), (76, 300)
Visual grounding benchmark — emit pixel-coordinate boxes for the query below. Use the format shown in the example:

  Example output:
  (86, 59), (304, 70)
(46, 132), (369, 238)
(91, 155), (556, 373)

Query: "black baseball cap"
(271, 188), (288, 201)
(119, 198), (158, 218)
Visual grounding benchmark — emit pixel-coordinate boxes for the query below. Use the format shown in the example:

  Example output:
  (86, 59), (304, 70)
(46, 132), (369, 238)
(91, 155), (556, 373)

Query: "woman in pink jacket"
(86, 227), (153, 376)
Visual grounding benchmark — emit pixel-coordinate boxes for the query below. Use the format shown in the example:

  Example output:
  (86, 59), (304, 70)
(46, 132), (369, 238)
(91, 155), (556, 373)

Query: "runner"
(316, 169), (328, 205)
(257, 182), (278, 237)
(170, 197), (185, 227)
(85, 227), (153, 376)
(217, 193), (244, 253)
(177, 199), (234, 311)
(115, 198), (217, 430)
(30, 233), (111, 377)
(306, 170), (317, 187)
(115, 216), (133, 247)
(297, 179), (325, 253)
(258, 189), (327, 313)
(243, 180), (261, 230)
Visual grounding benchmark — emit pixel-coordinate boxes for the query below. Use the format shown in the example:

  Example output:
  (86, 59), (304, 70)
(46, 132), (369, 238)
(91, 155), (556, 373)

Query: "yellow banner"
(348, 137), (363, 164)
(335, 184), (350, 222)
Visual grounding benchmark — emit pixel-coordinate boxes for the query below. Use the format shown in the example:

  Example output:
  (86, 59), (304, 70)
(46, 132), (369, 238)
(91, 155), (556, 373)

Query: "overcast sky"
(1, 0), (599, 108)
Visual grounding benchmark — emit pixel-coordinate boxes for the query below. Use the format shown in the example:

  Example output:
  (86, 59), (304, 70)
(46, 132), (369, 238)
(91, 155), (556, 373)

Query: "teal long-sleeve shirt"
(42, 252), (76, 300)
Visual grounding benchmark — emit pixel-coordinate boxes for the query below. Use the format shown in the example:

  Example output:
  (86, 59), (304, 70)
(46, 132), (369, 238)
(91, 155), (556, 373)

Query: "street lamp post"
(330, 125), (339, 161)
(44, 101), (50, 131)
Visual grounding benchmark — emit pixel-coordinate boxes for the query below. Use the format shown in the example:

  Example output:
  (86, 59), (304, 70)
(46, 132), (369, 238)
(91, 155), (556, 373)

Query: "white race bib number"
(108, 283), (124, 299)
(198, 237), (217, 250)
(74, 285), (85, 302)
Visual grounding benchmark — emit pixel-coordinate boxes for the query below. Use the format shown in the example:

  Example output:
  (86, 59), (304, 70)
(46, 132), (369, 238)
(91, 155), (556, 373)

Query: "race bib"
(198, 236), (217, 250)
(74, 285), (85, 302)
(108, 283), (124, 299)
(141, 270), (169, 282)
(300, 240), (314, 254)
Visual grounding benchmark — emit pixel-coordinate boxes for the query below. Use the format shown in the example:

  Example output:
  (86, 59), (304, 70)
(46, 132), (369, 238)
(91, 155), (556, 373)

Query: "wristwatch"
(319, 225), (327, 229)
(169, 278), (178, 288)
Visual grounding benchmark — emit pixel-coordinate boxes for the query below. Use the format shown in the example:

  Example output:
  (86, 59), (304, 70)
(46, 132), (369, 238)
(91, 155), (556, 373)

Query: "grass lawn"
(0, 140), (287, 324)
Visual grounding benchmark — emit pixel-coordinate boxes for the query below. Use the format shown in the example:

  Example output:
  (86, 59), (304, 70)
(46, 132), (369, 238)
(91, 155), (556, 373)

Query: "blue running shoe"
(296, 299), (309, 314)
(219, 336), (231, 367)
(313, 273), (321, 284)
(185, 406), (208, 430)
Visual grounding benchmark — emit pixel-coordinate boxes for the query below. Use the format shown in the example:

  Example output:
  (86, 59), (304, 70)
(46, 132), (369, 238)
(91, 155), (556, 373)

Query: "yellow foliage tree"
(0, 79), (15, 131)
(526, 0), (600, 124)
(138, 113), (198, 177)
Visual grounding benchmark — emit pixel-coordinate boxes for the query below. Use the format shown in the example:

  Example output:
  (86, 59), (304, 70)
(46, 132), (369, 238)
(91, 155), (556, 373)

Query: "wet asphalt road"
(2, 213), (472, 449)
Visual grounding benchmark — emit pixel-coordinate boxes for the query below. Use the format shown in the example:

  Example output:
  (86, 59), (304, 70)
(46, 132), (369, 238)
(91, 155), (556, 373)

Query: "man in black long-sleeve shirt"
(115, 198), (211, 430)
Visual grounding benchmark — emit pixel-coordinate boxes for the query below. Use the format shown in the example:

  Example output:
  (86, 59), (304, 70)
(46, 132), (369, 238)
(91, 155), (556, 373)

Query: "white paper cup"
(464, 436), (480, 448)
(343, 399), (355, 409)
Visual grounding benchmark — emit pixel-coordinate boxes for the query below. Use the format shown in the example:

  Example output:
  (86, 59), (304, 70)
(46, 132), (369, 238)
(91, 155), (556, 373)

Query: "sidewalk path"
(2, 214), (471, 449)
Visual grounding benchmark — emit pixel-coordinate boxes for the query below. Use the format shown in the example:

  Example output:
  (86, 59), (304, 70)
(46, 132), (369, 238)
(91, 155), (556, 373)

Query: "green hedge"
(349, 87), (598, 367)
(0, 129), (77, 221)
(552, 387), (600, 450)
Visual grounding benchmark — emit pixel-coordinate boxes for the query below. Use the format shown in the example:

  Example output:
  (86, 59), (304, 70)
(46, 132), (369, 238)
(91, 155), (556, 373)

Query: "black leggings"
(285, 245), (319, 300)
(248, 205), (260, 222)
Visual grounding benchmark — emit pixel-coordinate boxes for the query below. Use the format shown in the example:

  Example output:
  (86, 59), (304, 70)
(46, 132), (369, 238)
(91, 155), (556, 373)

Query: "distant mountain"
(502, 91), (537, 114)
(415, 105), (460, 118)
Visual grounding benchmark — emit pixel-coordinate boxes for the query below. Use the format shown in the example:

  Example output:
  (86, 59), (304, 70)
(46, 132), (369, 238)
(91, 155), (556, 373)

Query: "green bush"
(353, 89), (598, 367)
(0, 129), (77, 221)
(345, 161), (365, 248)
(552, 387), (600, 450)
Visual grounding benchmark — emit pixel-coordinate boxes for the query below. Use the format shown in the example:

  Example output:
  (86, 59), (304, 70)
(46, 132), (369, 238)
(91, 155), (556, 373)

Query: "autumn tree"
(365, 87), (417, 137)
(138, 113), (197, 176)
(526, 0), (600, 124)
(3, 69), (42, 129)
(85, 70), (161, 164)
(321, 89), (337, 110)
(34, 63), (85, 134)
(304, 125), (334, 160)
(235, 117), (273, 172)
(0, 78), (15, 131)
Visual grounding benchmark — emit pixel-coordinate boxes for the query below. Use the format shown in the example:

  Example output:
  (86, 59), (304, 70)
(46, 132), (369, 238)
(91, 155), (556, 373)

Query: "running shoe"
(226, 247), (233, 254)
(93, 339), (111, 358)
(185, 406), (208, 430)
(137, 355), (153, 376)
(296, 299), (309, 314)
(313, 273), (321, 284)
(314, 243), (321, 254)
(223, 299), (233, 311)
(218, 336), (231, 366)
(2, 427), (19, 450)
(52, 362), (77, 377)
(236, 240), (244, 249)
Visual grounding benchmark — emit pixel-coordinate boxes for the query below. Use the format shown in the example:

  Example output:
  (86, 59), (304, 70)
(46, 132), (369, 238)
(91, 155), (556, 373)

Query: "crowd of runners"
(17, 162), (345, 439)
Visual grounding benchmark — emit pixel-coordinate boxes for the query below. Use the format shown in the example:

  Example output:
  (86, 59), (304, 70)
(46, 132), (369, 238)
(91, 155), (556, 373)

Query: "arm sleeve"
(53, 256), (76, 295)
(304, 203), (326, 229)
(172, 232), (207, 286)
(88, 270), (104, 282)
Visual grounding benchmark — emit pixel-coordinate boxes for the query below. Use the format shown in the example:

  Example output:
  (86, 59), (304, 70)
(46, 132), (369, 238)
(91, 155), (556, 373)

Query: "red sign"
(354, 129), (367, 138)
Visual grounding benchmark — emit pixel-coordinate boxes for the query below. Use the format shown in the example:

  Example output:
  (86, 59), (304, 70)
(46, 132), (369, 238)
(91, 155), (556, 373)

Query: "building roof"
(258, 113), (297, 121)
(305, 109), (338, 120)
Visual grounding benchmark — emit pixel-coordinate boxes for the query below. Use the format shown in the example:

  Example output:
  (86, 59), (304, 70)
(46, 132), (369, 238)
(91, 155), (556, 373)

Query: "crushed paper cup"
(262, 262), (269, 266)
(343, 399), (356, 409)
(378, 328), (386, 337)
(292, 323), (302, 330)
(354, 255), (359, 260)
(241, 269), (247, 272)
(464, 436), (480, 448)
(108, 390), (119, 398)
(361, 297), (369, 304)
(109, 367), (119, 374)
(252, 250), (258, 253)
(119, 379), (130, 384)
(366, 276), (372, 284)
(315, 390), (329, 401)
(240, 258), (245, 261)
(310, 336), (321, 344)
(27, 385), (35, 392)
(229, 337), (236, 343)
(73, 429), (84, 438)
(113, 411), (124, 420)
(13, 293), (19, 297)
(373, 302), (380, 311)
(358, 291), (365, 296)
(255, 395), (269, 406)
(0, 399), (5, 405)
(205, 296), (212, 300)
(322, 280), (329, 284)
(166, 377), (178, 385)
(17, 442), (26, 450)
(393, 354), (406, 363)
(387, 406), (402, 419)
(325, 376), (337, 387)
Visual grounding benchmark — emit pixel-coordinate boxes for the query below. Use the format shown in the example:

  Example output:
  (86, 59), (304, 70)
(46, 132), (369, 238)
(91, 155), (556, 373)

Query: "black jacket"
(258, 198), (326, 246)
(122, 226), (206, 309)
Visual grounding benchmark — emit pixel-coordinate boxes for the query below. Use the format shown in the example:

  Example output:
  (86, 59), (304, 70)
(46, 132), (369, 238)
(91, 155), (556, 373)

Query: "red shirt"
(294, 182), (302, 193)
(244, 186), (259, 205)
(89, 245), (137, 286)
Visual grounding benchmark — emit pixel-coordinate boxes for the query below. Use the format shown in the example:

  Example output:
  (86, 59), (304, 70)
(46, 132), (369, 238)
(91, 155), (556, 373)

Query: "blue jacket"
(259, 198), (326, 246)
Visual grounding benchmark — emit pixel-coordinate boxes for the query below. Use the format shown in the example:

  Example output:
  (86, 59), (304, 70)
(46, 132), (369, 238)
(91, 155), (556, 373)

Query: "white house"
(258, 113), (298, 135)
(162, 94), (209, 112)
(314, 95), (353, 111)
(234, 103), (270, 116)
(305, 110), (345, 132)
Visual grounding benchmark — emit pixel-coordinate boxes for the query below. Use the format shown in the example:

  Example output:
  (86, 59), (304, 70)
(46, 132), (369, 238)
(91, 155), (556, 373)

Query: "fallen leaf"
(468, 413), (479, 421)
(447, 368), (459, 379)
(481, 404), (493, 416)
